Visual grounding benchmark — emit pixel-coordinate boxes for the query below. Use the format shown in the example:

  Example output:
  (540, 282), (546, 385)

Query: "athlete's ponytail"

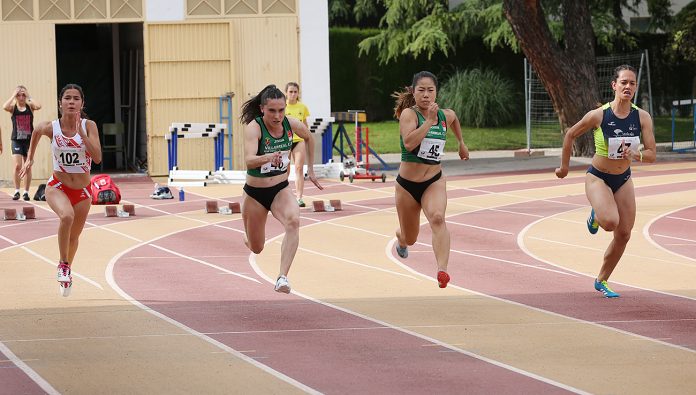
(240, 84), (286, 124)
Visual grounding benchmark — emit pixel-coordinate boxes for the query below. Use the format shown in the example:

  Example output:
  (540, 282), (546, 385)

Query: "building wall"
(0, 0), (330, 180)
(0, 23), (57, 183)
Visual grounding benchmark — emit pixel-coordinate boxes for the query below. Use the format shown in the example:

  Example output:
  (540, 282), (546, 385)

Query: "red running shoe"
(437, 271), (450, 288)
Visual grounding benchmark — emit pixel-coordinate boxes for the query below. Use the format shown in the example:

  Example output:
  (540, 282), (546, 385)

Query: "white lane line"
(446, 220), (513, 235)
(0, 234), (17, 245)
(296, 246), (419, 280)
(653, 234), (696, 244)
(666, 216), (696, 222)
(105, 236), (321, 395)
(149, 244), (260, 284)
(20, 246), (103, 290)
(248, 253), (590, 395)
(0, 342), (59, 395)
(519, 208), (696, 305)
(643, 204), (696, 265)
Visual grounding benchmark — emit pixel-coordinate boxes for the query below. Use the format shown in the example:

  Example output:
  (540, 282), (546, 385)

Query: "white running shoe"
(274, 275), (291, 294)
(57, 262), (72, 297)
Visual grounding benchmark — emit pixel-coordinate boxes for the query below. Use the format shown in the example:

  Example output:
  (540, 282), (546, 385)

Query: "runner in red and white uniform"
(21, 84), (102, 296)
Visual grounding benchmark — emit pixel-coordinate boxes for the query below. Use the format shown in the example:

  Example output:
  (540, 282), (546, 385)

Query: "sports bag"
(90, 174), (121, 205)
(33, 183), (47, 201)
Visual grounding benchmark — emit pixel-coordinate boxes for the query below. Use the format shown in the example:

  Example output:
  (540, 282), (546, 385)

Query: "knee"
(429, 212), (446, 229)
(285, 216), (300, 232)
(599, 214), (620, 232)
(60, 212), (75, 226)
(613, 228), (631, 244)
(249, 243), (264, 254)
(14, 163), (22, 173)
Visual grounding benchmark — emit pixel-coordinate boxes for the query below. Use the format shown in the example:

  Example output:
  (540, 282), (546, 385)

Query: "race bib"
(260, 151), (290, 174)
(607, 136), (640, 160)
(417, 138), (445, 161)
(56, 147), (87, 167)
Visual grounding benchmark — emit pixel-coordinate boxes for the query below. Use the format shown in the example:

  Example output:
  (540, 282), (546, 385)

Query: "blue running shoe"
(594, 279), (620, 298)
(395, 243), (408, 259)
(587, 208), (599, 234)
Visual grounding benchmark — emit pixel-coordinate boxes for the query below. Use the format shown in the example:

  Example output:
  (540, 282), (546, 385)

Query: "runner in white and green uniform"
(240, 84), (323, 295)
(400, 108), (447, 165)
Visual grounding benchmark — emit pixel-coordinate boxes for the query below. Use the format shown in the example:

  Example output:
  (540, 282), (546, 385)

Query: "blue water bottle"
(179, 187), (185, 201)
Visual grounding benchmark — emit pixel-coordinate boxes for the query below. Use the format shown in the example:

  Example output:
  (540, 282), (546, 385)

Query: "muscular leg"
(420, 177), (449, 272)
(585, 173), (619, 231)
(22, 156), (32, 192)
(395, 182), (421, 250)
(598, 180), (636, 281)
(241, 192), (270, 254)
(269, 186), (300, 277)
(292, 141), (306, 201)
(67, 199), (91, 264)
(12, 154), (23, 190)
(45, 186), (75, 262)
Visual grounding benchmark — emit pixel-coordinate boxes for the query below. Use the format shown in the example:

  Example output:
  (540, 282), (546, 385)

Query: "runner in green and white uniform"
(240, 84), (323, 294)
(392, 71), (470, 289)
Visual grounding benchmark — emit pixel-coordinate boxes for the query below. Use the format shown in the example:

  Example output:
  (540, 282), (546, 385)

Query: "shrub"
(439, 68), (520, 127)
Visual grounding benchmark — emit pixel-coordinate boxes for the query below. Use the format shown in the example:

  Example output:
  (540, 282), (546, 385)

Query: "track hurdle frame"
(671, 99), (696, 153)
(166, 123), (226, 171)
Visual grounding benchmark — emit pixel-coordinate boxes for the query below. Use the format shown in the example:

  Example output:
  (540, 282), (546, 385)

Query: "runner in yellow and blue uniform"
(240, 84), (323, 294)
(556, 65), (656, 298)
(392, 71), (469, 288)
(285, 82), (311, 207)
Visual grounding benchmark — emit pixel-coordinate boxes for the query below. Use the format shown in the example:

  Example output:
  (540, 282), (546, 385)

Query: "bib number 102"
(60, 152), (80, 165)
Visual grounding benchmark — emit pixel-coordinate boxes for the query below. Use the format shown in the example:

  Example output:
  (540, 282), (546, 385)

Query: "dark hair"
(240, 84), (286, 124)
(612, 65), (637, 82)
(58, 83), (88, 118)
(285, 82), (299, 92)
(392, 71), (439, 119)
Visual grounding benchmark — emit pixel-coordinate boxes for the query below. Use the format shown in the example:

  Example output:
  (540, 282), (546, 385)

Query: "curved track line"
(247, 252), (589, 395)
(517, 209), (696, 306)
(643, 204), (696, 264)
(104, 224), (321, 395)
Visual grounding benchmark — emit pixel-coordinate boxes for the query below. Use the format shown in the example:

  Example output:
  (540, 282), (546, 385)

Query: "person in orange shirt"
(284, 82), (311, 207)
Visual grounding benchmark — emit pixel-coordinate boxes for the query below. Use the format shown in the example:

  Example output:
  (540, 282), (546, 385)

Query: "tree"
(669, 1), (696, 98)
(351, 0), (673, 156)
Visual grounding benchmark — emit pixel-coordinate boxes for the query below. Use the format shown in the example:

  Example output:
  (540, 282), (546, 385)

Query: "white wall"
(298, 0), (331, 117)
(146, 0), (185, 22)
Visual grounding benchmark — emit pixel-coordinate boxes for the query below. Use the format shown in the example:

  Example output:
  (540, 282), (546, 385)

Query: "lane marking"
(519, 208), (696, 305)
(149, 244), (260, 284)
(0, 342), (59, 395)
(248, 253), (590, 395)
(653, 234), (696, 244)
(446, 220), (513, 235)
(20, 246), (103, 290)
(296, 246), (419, 280)
(105, 234), (321, 395)
(666, 216), (696, 223)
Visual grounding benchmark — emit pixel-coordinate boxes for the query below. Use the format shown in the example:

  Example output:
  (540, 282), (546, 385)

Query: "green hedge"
(329, 27), (525, 122)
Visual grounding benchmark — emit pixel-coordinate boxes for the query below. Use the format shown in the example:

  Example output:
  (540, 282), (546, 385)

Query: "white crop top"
(51, 119), (92, 173)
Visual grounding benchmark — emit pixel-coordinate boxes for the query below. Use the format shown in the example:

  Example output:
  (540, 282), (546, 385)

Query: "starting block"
(22, 206), (35, 219)
(122, 204), (136, 216)
(206, 201), (241, 215)
(3, 208), (17, 220)
(312, 200), (343, 213)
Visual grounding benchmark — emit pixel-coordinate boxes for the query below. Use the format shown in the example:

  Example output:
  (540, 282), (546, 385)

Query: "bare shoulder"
(442, 108), (458, 121)
(35, 120), (53, 133)
(244, 119), (261, 137)
(637, 107), (652, 122)
(399, 107), (417, 122)
(287, 116), (304, 130)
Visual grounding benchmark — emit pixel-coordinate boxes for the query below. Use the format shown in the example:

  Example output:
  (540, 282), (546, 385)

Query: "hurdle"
(167, 122), (226, 187)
